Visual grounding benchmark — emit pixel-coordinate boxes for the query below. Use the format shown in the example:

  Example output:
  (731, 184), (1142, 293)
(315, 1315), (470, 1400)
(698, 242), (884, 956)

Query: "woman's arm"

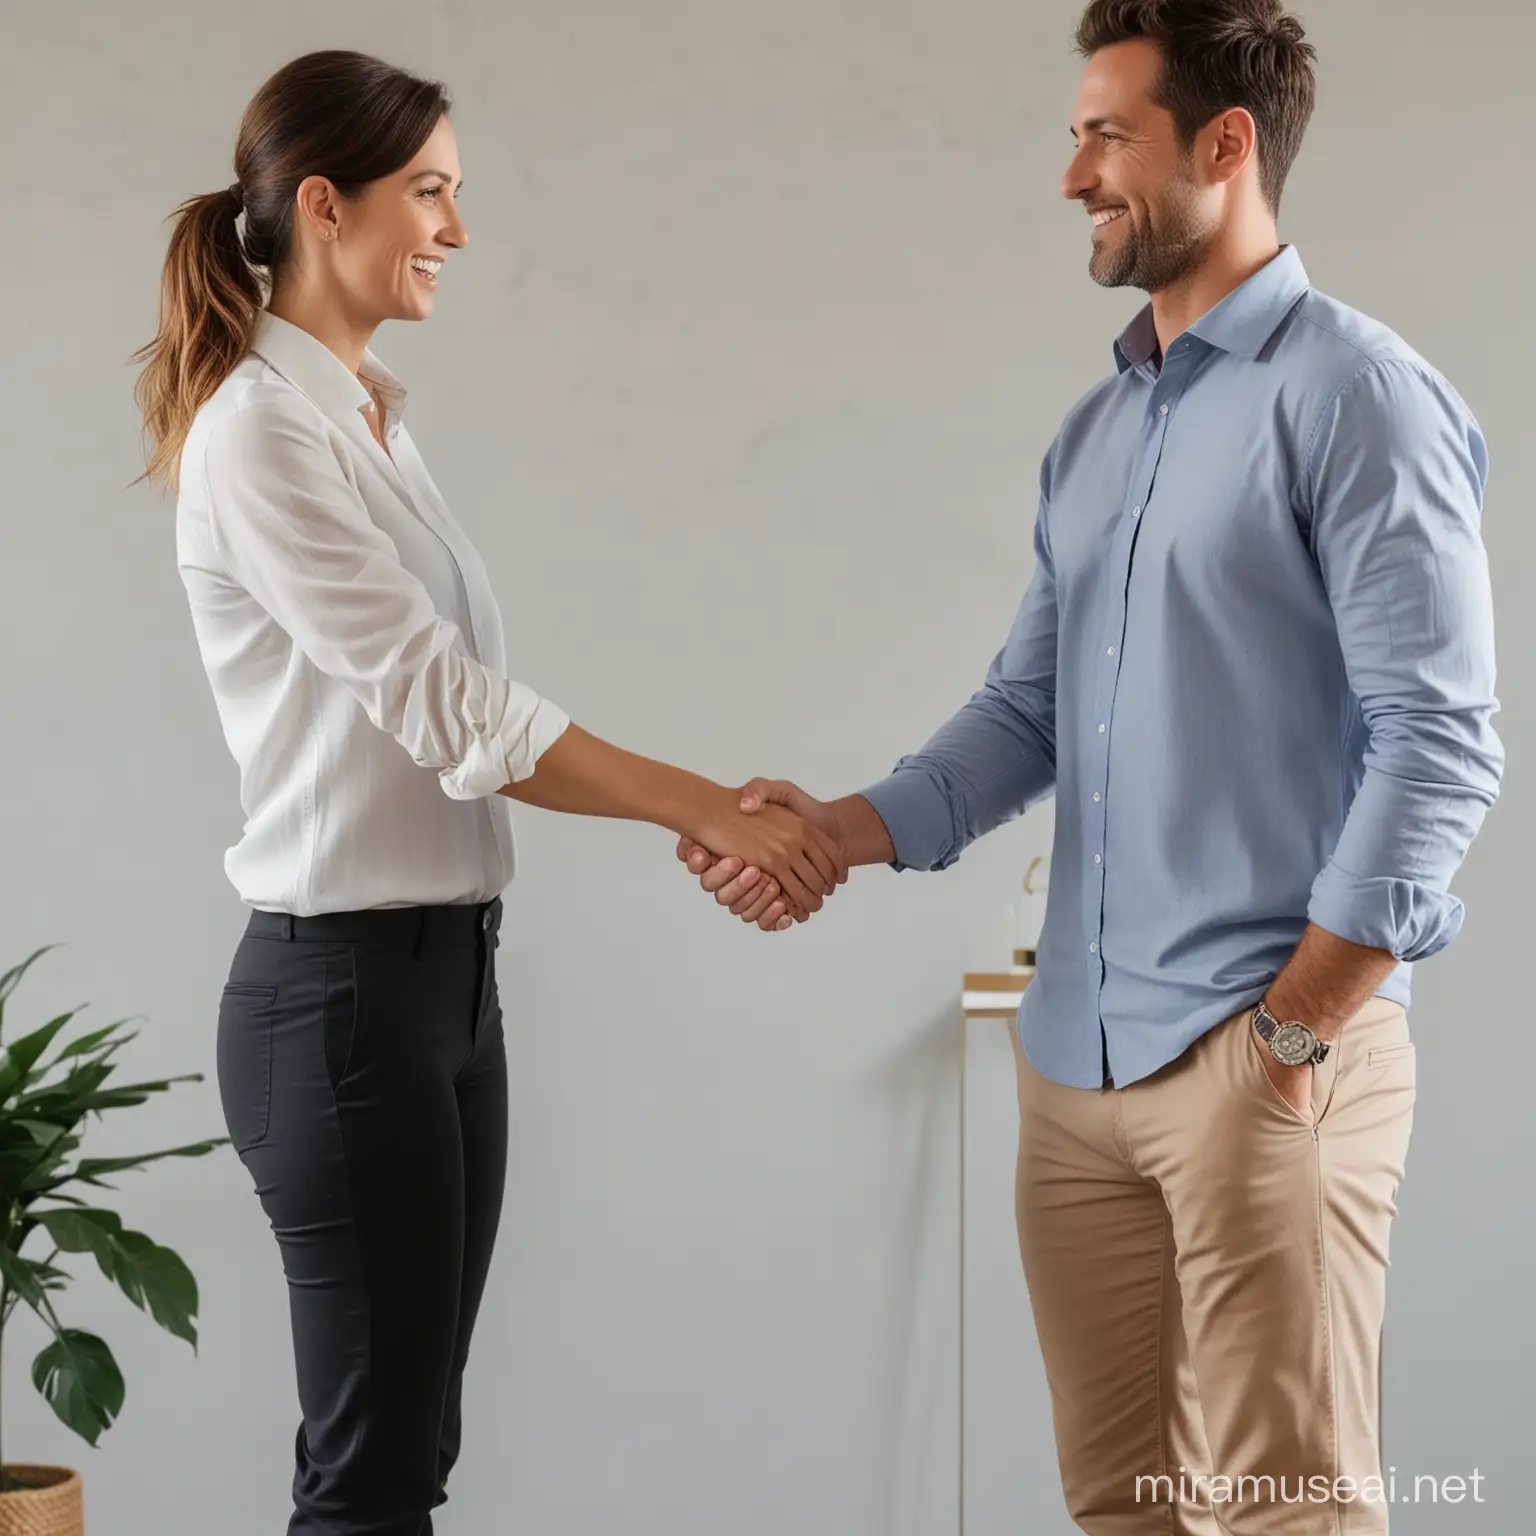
(201, 394), (841, 911)
(500, 725), (847, 917)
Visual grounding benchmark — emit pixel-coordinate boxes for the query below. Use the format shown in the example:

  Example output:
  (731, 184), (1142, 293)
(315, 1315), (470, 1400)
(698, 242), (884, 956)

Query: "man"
(677, 1), (1502, 1531)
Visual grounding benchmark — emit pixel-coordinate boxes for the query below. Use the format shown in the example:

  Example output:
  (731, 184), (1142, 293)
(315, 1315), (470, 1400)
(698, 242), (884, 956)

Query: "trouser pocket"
(216, 983), (278, 1151)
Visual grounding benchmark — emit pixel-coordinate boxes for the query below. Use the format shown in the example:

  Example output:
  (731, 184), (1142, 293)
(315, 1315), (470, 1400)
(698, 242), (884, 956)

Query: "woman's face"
(329, 115), (468, 325)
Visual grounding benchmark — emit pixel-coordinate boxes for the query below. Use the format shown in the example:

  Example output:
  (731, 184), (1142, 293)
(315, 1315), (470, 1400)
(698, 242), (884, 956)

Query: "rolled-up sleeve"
(202, 389), (569, 800)
(861, 458), (1059, 872)
(1304, 358), (1504, 961)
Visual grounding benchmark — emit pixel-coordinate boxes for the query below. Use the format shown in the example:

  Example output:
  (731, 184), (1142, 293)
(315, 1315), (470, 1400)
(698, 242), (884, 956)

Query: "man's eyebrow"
(1070, 116), (1128, 139)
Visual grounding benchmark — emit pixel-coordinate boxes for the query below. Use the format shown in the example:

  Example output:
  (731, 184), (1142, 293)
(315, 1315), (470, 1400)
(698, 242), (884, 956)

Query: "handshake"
(675, 778), (860, 932)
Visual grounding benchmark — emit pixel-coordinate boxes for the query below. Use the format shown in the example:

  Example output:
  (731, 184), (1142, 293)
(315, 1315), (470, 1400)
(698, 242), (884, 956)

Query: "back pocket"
(217, 983), (278, 1152)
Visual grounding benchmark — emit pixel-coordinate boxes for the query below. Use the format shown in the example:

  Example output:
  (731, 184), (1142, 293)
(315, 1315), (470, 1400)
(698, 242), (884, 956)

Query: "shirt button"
(483, 910), (494, 931)
(1159, 404), (1169, 415)
(1093, 791), (1102, 803)
(1089, 941), (1098, 955)
(1093, 853), (1102, 865)
(1098, 723), (1106, 734)
(1107, 646), (1115, 656)
(1132, 505), (1142, 518)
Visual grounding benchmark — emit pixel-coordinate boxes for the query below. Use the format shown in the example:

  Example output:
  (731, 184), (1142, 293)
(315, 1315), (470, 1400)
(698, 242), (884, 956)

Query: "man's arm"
(1262, 927), (1399, 1044)
(1263, 358), (1503, 1048)
(853, 469), (1060, 875)
(679, 449), (1064, 929)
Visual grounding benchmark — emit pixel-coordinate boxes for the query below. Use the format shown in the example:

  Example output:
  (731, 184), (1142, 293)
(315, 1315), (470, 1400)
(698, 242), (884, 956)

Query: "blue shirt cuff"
(857, 768), (962, 873)
(1306, 857), (1465, 962)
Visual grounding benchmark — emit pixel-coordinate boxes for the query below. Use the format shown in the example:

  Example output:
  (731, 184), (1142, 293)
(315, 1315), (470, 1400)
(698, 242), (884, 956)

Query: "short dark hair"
(1074, 0), (1317, 213)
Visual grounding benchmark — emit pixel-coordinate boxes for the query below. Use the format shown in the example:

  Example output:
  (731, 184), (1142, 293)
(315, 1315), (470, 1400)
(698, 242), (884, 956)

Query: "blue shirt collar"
(1113, 245), (1311, 374)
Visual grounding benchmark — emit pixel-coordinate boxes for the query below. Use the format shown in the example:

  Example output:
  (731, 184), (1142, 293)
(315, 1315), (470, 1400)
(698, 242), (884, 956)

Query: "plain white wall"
(0, 1), (1528, 1532)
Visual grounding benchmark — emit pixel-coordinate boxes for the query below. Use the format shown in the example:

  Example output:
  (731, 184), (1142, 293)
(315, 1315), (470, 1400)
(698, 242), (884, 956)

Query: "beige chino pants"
(1012, 996), (1417, 1534)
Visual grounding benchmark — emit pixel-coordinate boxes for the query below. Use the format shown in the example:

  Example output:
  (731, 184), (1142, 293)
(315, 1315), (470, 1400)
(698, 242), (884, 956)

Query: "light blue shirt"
(861, 247), (1503, 1090)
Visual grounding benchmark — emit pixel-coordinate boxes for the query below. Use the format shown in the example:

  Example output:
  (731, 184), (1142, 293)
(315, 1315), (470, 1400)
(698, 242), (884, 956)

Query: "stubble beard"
(1089, 167), (1215, 294)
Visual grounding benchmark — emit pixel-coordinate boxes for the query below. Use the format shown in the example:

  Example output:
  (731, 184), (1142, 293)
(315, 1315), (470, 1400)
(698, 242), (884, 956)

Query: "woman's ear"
(294, 174), (342, 244)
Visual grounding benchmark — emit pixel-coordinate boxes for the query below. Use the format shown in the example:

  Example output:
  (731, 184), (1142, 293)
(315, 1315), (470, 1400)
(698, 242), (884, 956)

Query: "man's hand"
(1250, 1030), (1316, 1121)
(677, 779), (848, 932)
(1247, 934), (1397, 1125)
(684, 781), (847, 920)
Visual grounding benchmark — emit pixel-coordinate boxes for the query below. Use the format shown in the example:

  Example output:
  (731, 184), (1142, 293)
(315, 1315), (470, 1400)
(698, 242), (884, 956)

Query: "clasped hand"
(679, 779), (845, 931)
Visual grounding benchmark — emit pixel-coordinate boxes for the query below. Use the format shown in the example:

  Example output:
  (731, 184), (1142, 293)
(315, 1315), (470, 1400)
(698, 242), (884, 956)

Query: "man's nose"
(1061, 146), (1095, 202)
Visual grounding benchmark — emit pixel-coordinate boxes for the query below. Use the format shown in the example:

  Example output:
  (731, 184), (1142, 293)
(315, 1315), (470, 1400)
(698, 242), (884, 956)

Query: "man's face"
(1062, 39), (1217, 294)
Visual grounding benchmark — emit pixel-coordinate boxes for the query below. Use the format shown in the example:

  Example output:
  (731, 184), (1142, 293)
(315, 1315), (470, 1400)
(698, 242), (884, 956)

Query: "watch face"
(1270, 1021), (1316, 1067)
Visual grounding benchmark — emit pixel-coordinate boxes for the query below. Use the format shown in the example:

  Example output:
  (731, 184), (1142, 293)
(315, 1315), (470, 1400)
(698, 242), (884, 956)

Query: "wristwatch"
(1251, 998), (1331, 1067)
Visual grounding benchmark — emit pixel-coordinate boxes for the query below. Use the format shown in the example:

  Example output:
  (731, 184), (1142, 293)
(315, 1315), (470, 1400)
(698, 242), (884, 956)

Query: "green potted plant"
(0, 947), (226, 1535)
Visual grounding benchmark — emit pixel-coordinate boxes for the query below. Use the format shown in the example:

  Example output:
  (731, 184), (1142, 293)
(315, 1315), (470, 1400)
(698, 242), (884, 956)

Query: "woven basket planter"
(0, 1467), (83, 1536)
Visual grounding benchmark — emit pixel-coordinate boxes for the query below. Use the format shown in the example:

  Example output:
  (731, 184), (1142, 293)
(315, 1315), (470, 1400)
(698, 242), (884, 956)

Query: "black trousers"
(217, 896), (508, 1535)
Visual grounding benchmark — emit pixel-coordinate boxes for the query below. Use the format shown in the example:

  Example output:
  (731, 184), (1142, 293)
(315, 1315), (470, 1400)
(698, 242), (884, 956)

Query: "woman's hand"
(686, 786), (848, 921)
(678, 778), (853, 930)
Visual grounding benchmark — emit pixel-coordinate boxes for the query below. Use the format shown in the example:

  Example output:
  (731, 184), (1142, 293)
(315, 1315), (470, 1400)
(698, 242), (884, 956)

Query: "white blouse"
(176, 310), (570, 915)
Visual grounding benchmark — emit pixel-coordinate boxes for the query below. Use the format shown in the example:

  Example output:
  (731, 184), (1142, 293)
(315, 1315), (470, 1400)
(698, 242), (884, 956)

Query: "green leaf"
(0, 1011), (85, 1102)
(0, 1120), (72, 1146)
(0, 1128), (80, 1204)
(32, 1329), (124, 1447)
(16, 1139), (81, 1199)
(0, 1151), (42, 1204)
(0, 949), (223, 1448)
(51, 1021), (136, 1065)
(40, 1136), (227, 1191)
(36, 1209), (200, 1348)
(0, 1254), (72, 1325)
(0, 946), (62, 1014)
(24, 1075), (204, 1126)
(117, 1233), (200, 1349)
(14, 1061), (118, 1126)
(0, 1243), (50, 1310)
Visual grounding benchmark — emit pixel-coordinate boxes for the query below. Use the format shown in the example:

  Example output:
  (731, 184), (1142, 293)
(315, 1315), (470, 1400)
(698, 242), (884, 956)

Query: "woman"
(134, 49), (838, 1534)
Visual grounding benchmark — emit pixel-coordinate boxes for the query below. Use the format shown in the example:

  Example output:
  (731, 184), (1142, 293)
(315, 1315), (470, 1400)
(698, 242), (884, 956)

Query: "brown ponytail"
(132, 184), (263, 489)
(132, 50), (451, 491)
